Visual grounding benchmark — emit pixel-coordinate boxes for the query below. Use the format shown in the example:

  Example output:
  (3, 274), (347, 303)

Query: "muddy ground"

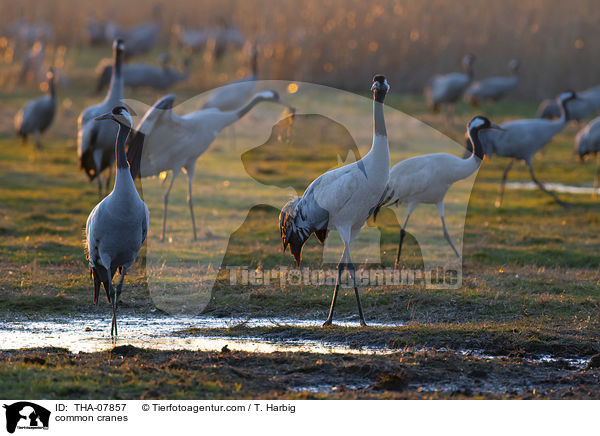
(1, 346), (599, 399)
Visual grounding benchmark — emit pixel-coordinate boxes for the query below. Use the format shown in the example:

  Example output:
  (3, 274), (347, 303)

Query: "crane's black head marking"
(559, 90), (577, 102)
(95, 106), (134, 126)
(257, 90), (280, 101)
(372, 75), (390, 101)
(114, 38), (125, 52)
(468, 115), (491, 131)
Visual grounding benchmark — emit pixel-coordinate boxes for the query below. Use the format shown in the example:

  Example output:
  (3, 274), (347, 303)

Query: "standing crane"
(86, 106), (148, 338)
(425, 54), (475, 120)
(476, 91), (577, 207)
(374, 116), (503, 267)
(14, 68), (56, 149)
(465, 59), (520, 106)
(279, 75), (390, 327)
(78, 39), (125, 199)
(575, 116), (600, 197)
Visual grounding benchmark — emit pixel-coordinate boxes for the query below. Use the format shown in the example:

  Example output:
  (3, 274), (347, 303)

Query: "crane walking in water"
(85, 106), (148, 338)
(279, 75), (390, 327)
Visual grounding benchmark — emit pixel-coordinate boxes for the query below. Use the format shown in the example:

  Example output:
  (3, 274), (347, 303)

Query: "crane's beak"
(95, 112), (113, 121)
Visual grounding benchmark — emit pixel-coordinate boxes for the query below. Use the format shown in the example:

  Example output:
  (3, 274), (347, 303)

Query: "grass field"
(0, 50), (599, 399)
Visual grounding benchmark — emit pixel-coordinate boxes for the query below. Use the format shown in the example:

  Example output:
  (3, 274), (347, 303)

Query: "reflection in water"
(0, 314), (402, 354)
(506, 181), (600, 195)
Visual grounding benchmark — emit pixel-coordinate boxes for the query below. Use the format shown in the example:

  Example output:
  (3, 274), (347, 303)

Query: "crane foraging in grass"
(127, 90), (294, 241)
(472, 91), (577, 208)
(425, 54), (475, 120)
(279, 75), (390, 327)
(374, 116), (503, 267)
(14, 68), (56, 149)
(537, 86), (600, 122)
(86, 106), (148, 338)
(465, 59), (520, 106)
(78, 39), (125, 199)
(575, 116), (600, 197)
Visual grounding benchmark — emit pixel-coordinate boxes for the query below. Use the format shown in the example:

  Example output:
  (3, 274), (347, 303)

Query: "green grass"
(0, 49), (599, 398)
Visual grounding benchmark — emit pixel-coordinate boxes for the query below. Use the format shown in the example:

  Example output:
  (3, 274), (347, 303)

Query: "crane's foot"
(322, 318), (333, 327)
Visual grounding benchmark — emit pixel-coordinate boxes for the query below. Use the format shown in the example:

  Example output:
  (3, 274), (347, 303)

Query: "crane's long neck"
(114, 124), (136, 193)
(251, 50), (258, 79)
(107, 48), (124, 102)
(456, 127), (485, 179)
(49, 77), (55, 99)
(557, 98), (570, 126)
(236, 95), (265, 120)
(364, 91), (390, 174)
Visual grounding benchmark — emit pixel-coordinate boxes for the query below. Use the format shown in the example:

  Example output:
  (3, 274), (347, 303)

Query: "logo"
(3, 402), (50, 433)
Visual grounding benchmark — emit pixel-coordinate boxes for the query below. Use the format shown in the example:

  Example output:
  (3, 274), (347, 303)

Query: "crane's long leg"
(395, 203), (417, 269)
(323, 245), (348, 327)
(346, 247), (367, 327)
(115, 266), (126, 303)
(593, 154), (600, 199)
(184, 162), (198, 241)
(495, 158), (515, 208)
(106, 274), (117, 339)
(34, 130), (42, 150)
(437, 201), (460, 258)
(526, 161), (568, 208)
(161, 168), (181, 242)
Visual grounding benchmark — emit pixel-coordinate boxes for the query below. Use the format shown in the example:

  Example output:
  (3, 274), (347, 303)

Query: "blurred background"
(0, 0), (598, 99)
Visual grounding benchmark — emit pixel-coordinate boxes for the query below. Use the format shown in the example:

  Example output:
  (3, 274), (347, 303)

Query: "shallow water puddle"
(0, 314), (401, 354)
(506, 181), (599, 195)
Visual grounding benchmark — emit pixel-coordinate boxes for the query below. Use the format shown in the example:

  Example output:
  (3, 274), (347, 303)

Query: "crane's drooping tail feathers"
(279, 197), (328, 266)
(372, 188), (397, 222)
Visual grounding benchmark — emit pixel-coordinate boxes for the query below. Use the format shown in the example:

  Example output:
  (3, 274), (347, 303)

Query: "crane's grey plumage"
(14, 68), (56, 149)
(95, 56), (190, 93)
(203, 45), (258, 111)
(575, 116), (600, 196)
(279, 75), (390, 327)
(105, 5), (161, 58)
(465, 59), (519, 106)
(127, 90), (293, 241)
(78, 39), (125, 199)
(425, 54), (475, 114)
(476, 91), (577, 207)
(18, 41), (45, 85)
(374, 116), (502, 267)
(86, 106), (148, 338)
(173, 21), (244, 60)
(536, 86), (600, 122)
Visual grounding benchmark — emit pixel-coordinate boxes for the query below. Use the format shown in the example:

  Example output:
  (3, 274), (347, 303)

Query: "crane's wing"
(126, 94), (177, 179)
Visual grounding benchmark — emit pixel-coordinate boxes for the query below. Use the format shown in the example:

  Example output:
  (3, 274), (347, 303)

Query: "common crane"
(14, 68), (56, 149)
(374, 116), (503, 267)
(78, 39), (125, 199)
(279, 75), (390, 327)
(86, 106), (148, 338)
(127, 90), (294, 241)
